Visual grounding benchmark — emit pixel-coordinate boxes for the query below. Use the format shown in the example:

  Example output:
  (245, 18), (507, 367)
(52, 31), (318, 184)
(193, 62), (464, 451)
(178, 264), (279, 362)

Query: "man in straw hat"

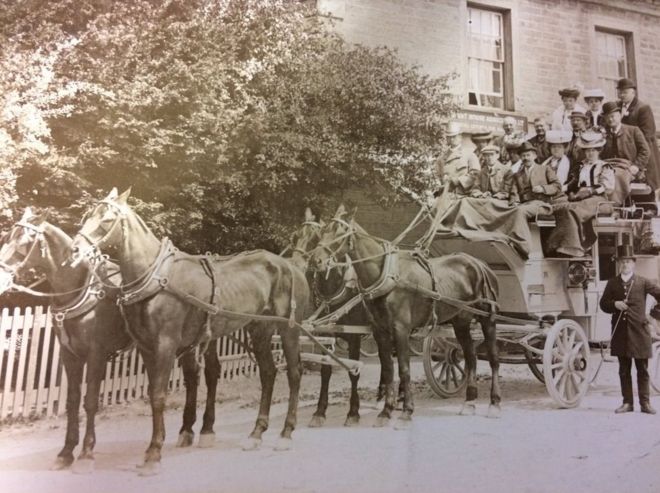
(435, 121), (480, 197)
(600, 244), (660, 414)
(617, 78), (660, 193)
(551, 87), (586, 132)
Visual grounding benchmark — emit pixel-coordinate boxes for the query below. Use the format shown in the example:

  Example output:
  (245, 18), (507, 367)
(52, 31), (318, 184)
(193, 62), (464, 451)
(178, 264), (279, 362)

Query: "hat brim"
(559, 90), (580, 98)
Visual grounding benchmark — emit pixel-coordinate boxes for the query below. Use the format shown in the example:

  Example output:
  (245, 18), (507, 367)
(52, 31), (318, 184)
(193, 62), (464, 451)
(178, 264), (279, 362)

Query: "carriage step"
(299, 352), (364, 374)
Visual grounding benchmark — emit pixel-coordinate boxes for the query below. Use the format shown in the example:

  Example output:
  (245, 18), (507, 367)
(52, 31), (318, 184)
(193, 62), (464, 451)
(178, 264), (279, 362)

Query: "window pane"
(467, 7), (506, 109)
(596, 30), (630, 87)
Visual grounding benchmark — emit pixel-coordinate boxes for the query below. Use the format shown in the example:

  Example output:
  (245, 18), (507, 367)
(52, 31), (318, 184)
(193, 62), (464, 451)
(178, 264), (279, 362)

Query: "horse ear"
(319, 218), (326, 227)
(31, 208), (49, 225)
(117, 187), (132, 204)
(21, 207), (33, 221)
(349, 206), (358, 219)
(106, 187), (119, 200)
(335, 204), (347, 218)
(304, 207), (315, 222)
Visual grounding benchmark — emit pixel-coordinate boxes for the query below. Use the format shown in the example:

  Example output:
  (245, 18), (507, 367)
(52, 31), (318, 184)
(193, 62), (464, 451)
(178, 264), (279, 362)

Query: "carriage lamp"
(567, 261), (596, 288)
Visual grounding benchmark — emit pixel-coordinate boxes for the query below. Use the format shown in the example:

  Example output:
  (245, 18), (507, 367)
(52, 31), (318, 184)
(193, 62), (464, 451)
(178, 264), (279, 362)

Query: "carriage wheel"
(543, 319), (590, 408)
(359, 334), (379, 357)
(423, 334), (468, 398)
(650, 342), (660, 394)
(524, 336), (545, 384)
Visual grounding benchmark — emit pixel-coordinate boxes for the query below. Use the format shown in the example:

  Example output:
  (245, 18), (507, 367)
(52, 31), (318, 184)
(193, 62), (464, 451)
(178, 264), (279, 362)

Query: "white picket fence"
(0, 305), (258, 421)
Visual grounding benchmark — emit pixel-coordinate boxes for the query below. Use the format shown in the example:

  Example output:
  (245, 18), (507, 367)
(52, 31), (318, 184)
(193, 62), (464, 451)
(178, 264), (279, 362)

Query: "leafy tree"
(0, 0), (456, 253)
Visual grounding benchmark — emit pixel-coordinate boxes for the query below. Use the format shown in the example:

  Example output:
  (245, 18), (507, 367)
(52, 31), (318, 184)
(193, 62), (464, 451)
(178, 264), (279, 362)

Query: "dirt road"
(1, 358), (659, 493)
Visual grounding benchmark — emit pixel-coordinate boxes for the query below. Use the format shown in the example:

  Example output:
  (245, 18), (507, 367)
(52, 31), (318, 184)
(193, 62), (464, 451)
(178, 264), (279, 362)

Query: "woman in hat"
(542, 130), (574, 192)
(551, 87), (586, 132)
(600, 244), (660, 414)
(547, 131), (615, 257)
(583, 88), (606, 130)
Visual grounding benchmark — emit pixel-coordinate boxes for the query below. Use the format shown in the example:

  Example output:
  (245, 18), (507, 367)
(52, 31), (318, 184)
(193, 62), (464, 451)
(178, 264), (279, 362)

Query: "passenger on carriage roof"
(528, 118), (551, 162)
(583, 88), (606, 131)
(617, 78), (660, 193)
(542, 130), (574, 193)
(435, 122), (480, 197)
(471, 130), (493, 167)
(508, 141), (565, 205)
(567, 109), (589, 167)
(566, 131), (614, 202)
(601, 101), (650, 183)
(471, 145), (511, 200)
(551, 87), (586, 132)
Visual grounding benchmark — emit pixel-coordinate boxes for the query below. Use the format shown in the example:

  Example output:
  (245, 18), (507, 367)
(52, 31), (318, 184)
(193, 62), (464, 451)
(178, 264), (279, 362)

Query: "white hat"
(445, 121), (461, 137)
(546, 130), (573, 145)
(583, 88), (606, 100)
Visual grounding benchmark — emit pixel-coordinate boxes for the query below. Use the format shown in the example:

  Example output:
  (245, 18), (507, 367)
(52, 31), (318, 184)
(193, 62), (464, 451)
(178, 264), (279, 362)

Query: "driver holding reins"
(599, 245), (660, 414)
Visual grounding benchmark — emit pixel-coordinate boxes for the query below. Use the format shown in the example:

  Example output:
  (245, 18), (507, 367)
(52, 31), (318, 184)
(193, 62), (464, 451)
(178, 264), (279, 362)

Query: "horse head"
(70, 187), (131, 266)
(309, 204), (357, 272)
(0, 207), (51, 294)
(288, 208), (324, 264)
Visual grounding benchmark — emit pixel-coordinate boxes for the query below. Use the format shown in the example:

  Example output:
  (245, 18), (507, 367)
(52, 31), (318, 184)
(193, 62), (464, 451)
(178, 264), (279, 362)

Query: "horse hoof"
(373, 416), (391, 428)
(308, 415), (326, 428)
(176, 430), (195, 448)
(343, 415), (360, 427)
(72, 458), (94, 475)
(51, 456), (73, 471)
(137, 461), (161, 477)
(198, 432), (215, 448)
(487, 404), (502, 419)
(393, 415), (412, 431)
(274, 437), (292, 452)
(241, 437), (262, 451)
(459, 401), (477, 416)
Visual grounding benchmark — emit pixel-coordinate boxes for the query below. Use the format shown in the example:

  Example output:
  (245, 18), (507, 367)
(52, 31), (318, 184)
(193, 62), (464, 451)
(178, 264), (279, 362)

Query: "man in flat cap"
(551, 87), (586, 132)
(436, 122), (481, 197)
(617, 78), (660, 193)
(601, 101), (650, 184)
(600, 244), (660, 414)
(584, 88), (606, 130)
(472, 145), (511, 201)
(528, 117), (551, 162)
(471, 130), (493, 167)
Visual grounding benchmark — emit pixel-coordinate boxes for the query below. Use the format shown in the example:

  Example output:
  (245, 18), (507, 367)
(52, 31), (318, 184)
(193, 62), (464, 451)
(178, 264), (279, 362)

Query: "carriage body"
(422, 199), (660, 407)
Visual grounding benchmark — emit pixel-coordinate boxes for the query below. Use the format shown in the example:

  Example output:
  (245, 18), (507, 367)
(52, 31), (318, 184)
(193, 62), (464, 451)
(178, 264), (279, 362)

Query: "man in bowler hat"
(617, 78), (660, 194)
(600, 245), (660, 414)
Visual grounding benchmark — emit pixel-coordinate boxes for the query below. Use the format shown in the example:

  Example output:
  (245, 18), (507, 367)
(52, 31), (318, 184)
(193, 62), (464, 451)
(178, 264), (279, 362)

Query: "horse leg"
(176, 351), (199, 448)
(309, 363), (331, 428)
(276, 324), (301, 451)
(243, 325), (276, 451)
(373, 327), (395, 427)
(199, 339), (220, 447)
(393, 324), (414, 430)
(455, 320), (478, 416)
(344, 333), (361, 427)
(480, 315), (501, 418)
(52, 349), (83, 470)
(139, 340), (176, 476)
(73, 346), (107, 474)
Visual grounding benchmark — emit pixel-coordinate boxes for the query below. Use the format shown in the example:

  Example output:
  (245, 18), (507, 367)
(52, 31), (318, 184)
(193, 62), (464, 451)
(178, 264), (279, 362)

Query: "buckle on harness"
(159, 277), (169, 288)
(95, 289), (106, 300)
(54, 312), (65, 325)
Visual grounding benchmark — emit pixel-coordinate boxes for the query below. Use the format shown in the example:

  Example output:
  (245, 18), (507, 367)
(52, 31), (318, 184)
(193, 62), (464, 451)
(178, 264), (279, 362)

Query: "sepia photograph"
(1, 1), (660, 492)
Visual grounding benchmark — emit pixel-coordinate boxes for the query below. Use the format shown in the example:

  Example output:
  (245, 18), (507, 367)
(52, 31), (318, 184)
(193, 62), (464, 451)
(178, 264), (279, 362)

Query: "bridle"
(72, 199), (127, 265)
(288, 220), (324, 258)
(313, 217), (357, 270)
(0, 221), (47, 276)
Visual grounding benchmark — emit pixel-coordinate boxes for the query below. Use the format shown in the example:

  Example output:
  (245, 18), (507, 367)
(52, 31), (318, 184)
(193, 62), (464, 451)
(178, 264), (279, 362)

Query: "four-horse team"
(2, 76), (660, 477)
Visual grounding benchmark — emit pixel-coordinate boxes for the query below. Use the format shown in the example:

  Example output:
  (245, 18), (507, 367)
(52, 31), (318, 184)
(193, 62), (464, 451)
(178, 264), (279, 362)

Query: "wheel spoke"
(551, 362), (563, 370)
(455, 363), (465, 378)
(566, 329), (576, 353)
(558, 371), (569, 397)
(552, 367), (566, 386)
(432, 361), (442, 373)
(450, 365), (459, 387)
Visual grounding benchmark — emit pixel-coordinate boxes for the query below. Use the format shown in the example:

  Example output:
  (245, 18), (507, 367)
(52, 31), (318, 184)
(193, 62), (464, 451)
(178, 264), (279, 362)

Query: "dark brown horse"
(288, 209), (366, 427)
(70, 189), (309, 475)
(0, 209), (132, 472)
(0, 209), (221, 472)
(310, 205), (501, 427)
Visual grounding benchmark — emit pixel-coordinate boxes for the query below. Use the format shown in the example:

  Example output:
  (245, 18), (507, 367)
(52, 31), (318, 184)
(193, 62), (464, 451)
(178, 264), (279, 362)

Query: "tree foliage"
(0, 0), (456, 253)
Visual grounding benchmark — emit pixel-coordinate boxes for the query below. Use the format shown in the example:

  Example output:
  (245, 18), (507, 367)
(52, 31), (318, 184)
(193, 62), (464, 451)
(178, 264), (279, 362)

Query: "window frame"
(466, 2), (514, 112)
(594, 27), (636, 101)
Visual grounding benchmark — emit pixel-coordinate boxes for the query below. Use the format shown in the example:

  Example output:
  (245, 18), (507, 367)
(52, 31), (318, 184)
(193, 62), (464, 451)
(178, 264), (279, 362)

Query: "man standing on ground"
(599, 245), (660, 415)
